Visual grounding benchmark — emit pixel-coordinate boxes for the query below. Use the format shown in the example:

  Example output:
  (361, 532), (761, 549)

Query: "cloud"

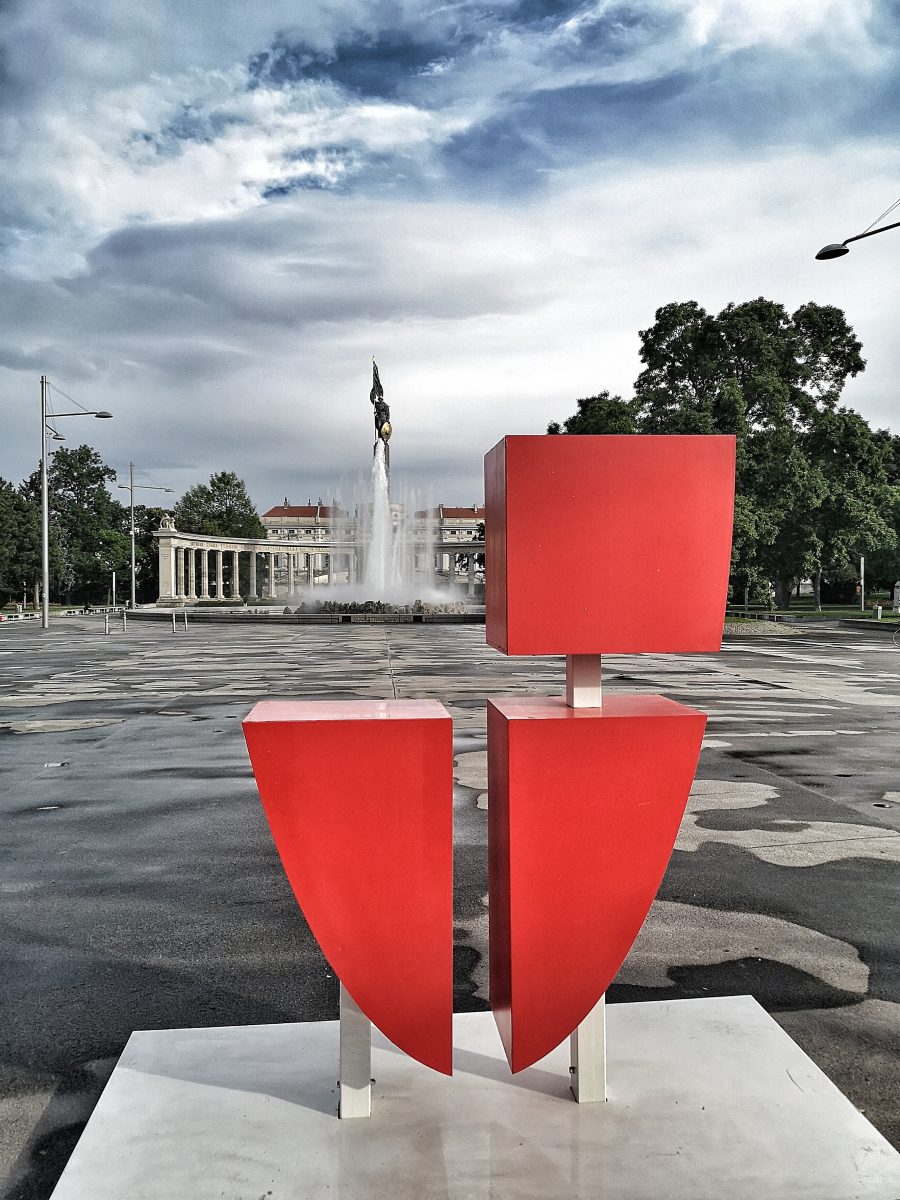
(0, 1), (897, 512)
(2, 0), (896, 274)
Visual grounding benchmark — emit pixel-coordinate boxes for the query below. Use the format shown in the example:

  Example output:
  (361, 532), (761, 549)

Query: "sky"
(1, 0), (899, 511)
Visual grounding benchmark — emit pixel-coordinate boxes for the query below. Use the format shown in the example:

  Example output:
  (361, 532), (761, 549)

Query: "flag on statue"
(370, 360), (384, 404)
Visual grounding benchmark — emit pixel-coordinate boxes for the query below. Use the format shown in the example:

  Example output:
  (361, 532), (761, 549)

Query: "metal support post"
(565, 654), (602, 708)
(104, 614), (110, 636)
(338, 983), (372, 1118)
(860, 554), (865, 612)
(566, 653), (607, 1102)
(40, 376), (50, 630)
(122, 611), (127, 632)
(570, 995), (606, 1103)
(129, 462), (136, 610)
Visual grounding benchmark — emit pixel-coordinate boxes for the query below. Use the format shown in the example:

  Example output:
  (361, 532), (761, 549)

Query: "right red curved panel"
(488, 694), (706, 1073)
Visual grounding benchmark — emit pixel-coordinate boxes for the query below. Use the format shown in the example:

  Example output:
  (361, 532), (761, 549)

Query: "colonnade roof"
(154, 529), (484, 551)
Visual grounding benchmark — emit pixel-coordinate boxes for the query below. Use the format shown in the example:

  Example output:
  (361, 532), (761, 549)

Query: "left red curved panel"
(243, 699), (453, 1075)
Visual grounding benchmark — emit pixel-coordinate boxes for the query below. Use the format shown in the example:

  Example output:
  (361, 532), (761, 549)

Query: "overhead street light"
(39, 375), (114, 630)
(816, 196), (900, 259)
(118, 463), (174, 609)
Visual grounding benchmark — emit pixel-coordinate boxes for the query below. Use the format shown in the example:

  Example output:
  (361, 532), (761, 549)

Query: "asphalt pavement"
(1, 616), (898, 1198)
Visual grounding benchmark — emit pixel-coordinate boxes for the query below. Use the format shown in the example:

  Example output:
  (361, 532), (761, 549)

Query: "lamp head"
(94, 411), (113, 418)
(815, 243), (850, 260)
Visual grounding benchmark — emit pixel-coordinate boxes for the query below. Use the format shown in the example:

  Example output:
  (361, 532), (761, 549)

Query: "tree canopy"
(20, 445), (131, 605)
(173, 471), (265, 539)
(549, 298), (897, 607)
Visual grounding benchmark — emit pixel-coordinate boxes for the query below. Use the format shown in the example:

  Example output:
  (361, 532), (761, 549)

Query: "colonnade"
(164, 543), (360, 603)
(153, 521), (484, 606)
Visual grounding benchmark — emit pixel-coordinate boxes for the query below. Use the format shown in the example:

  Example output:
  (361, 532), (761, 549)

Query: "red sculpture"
(242, 433), (735, 1093)
(485, 434), (735, 1073)
(243, 699), (453, 1075)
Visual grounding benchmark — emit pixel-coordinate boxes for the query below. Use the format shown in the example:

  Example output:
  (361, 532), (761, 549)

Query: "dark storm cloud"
(249, 29), (474, 101)
(66, 205), (541, 335)
(440, 32), (900, 194)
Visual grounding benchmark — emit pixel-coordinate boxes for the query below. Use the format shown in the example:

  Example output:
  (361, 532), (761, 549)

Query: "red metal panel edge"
(488, 694), (706, 1072)
(243, 699), (453, 1074)
(484, 438), (508, 655)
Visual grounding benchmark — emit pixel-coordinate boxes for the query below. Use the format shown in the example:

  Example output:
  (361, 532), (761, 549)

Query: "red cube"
(484, 435), (735, 655)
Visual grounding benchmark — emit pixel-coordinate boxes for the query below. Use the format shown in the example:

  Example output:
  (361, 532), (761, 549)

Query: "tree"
(455, 521), (485, 573)
(547, 392), (638, 435)
(174, 472), (265, 539)
(21, 446), (127, 605)
(547, 298), (889, 609)
(133, 504), (168, 604)
(0, 478), (69, 608)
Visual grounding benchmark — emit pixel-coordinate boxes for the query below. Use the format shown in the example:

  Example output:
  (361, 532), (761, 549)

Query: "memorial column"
(188, 548), (197, 599)
(215, 550), (224, 598)
(231, 550), (240, 599)
(175, 545), (185, 599)
(287, 552), (295, 596)
(201, 549), (210, 599)
(267, 552), (276, 598)
(249, 550), (257, 599)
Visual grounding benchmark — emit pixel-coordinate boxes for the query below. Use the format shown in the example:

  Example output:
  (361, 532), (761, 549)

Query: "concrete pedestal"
(49, 996), (900, 1200)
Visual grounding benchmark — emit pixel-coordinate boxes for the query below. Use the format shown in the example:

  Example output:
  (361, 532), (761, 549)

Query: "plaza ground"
(0, 617), (898, 1199)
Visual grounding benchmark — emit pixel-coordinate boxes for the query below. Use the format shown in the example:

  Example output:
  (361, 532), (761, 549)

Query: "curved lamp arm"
(816, 217), (900, 260)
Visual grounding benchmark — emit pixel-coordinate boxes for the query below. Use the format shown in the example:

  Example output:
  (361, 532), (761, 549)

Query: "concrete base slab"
(49, 996), (900, 1200)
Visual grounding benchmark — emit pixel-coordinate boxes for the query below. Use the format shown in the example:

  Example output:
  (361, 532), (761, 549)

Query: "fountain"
(298, 362), (451, 608)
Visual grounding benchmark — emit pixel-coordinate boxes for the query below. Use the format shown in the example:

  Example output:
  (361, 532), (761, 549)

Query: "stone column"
(231, 550), (240, 600)
(287, 552), (295, 596)
(175, 545), (185, 599)
(267, 552), (275, 599)
(215, 550), (224, 598)
(201, 549), (210, 599)
(307, 552), (314, 587)
(249, 550), (257, 599)
(156, 536), (176, 604)
(468, 554), (476, 597)
(188, 548), (197, 600)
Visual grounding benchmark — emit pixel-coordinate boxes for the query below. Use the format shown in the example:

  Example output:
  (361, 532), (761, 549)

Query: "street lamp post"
(117, 463), (174, 609)
(39, 375), (113, 630)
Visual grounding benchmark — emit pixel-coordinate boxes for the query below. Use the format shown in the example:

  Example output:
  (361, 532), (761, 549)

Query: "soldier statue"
(370, 359), (392, 480)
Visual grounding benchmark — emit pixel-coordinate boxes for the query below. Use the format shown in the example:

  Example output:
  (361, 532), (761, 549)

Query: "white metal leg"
(565, 655), (606, 1100)
(570, 994), (607, 1102)
(339, 983), (372, 1119)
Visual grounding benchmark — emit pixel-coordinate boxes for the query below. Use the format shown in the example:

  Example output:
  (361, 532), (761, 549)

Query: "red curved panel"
(243, 699), (453, 1074)
(488, 694), (705, 1072)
